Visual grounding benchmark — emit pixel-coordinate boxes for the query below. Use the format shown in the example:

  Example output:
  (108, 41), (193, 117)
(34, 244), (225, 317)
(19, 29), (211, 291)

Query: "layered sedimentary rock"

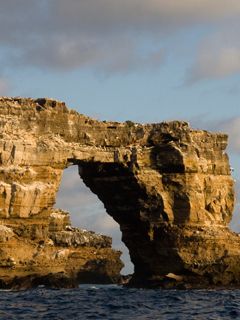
(0, 206), (123, 289)
(0, 97), (238, 288)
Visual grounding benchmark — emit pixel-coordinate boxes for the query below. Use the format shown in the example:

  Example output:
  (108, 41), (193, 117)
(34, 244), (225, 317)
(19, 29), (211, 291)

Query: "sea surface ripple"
(0, 285), (239, 319)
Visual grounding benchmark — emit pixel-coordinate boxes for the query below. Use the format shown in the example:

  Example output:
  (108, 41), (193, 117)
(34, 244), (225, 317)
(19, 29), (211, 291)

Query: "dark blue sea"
(0, 285), (239, 319)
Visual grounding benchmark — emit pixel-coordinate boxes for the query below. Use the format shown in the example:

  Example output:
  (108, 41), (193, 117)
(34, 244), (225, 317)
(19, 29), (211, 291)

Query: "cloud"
(21, 36), (165, 73)
(186, 28), (240, 83)
(53, 0), (240, 32)
(55, 165), (101, 208)
(0, 78), (10, 95)
(56, 166), (119, 235)
(1, 1), (240, 74)
(187, 47), (240, 83)
(215, 117), (240, 155)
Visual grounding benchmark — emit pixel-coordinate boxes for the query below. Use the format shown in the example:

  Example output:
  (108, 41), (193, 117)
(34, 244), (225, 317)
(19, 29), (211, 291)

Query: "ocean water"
(0, 285), (239, 320)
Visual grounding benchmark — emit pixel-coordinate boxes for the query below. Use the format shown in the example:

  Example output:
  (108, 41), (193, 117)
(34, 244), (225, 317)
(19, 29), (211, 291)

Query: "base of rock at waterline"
(0, 209), (123, 290)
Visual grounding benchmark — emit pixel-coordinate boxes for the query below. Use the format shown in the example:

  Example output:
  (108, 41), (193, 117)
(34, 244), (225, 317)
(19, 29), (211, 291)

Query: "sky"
(1, 0), (240, 273)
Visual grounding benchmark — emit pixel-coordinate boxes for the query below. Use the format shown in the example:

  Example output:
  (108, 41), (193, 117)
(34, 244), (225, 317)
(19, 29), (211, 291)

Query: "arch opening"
(55, 164), (134, 275)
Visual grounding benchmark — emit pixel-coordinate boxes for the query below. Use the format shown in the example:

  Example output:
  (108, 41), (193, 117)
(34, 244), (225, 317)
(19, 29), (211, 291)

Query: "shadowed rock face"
(0, 97), (238, 288)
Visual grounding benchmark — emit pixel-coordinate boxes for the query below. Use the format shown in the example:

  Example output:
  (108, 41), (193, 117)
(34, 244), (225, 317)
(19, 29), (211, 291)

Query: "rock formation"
(0, 96), (239, 289)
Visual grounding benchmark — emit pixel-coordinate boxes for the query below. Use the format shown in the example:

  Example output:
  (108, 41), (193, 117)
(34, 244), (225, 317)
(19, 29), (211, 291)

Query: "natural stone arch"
(0, 96), (238, 288)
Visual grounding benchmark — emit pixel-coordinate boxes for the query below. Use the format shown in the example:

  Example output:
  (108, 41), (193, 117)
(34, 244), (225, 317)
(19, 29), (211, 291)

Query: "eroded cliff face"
(0, 97), (238, 288)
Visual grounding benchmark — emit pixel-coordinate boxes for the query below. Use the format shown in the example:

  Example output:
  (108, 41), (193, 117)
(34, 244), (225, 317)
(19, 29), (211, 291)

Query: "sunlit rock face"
(0, 97), (238, 288)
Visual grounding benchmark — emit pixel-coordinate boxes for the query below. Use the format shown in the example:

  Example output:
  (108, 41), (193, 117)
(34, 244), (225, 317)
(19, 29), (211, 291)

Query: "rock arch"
(0, 97), (238, 288)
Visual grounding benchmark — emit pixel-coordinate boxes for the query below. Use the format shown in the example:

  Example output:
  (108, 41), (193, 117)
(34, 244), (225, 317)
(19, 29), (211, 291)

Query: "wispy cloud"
(0, 78), (10, 95)
(186, 29), (240, 83)
(218, 117), (240, 155)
